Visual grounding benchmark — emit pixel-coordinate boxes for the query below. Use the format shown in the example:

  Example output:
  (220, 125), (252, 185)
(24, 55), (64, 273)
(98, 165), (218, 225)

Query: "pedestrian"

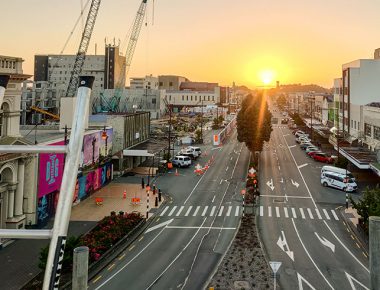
(141, 177), (145, 189)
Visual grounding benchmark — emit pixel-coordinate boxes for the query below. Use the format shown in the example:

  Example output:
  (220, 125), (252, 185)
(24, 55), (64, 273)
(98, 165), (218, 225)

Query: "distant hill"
(268, 84), (332, 95)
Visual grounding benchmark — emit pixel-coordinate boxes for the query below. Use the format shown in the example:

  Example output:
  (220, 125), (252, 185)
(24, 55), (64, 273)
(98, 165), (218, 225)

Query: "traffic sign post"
(269, 261), (282, 290)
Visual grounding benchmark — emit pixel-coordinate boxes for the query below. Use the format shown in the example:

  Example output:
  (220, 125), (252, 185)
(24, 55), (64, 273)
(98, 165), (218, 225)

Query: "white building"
(0, 55), (38, 240)
(164, 86), (221, 107)
(130, 75), (159, 90)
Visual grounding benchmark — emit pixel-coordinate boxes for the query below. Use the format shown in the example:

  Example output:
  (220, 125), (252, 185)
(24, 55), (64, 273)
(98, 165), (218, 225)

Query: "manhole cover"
(273, 198), (285, 203)
(234, 281), (251, 289)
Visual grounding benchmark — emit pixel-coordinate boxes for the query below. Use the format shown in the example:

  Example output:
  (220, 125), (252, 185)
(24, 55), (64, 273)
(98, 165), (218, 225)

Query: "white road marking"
(323, 209), (330, 220)
(226, 206), (232, 216)
(298, 163), (308, 169)
(230, 156), (233, 160)
(278, 166), (281, 171)
(260, 206), (264, 217)
(219, 179), (223, 185)
(225, 166), (229, 171)
(218, 206), (224, 216)
(235, 206), (240, 216)
(168, 206), (177, 217)
(145, 219), (174, 234)
(291, 208), (297, 219)
(291, 219), (335, 289)
(166, 226), (236, 230)
(314, 232), (335, 253)
(275, 206), (280, 217)
(193, 206), (200, 216)
(160, 206), (169, 216)
(284, 207), (289, 218)
(289, 145), (296, 148)
(297, 272), (317, 290)
(268, 206), (272, 217)
(299, 208), (306, 219)
(345, 271), (370, 290)
(210, 206), (216, 216)
(176, 206), (184, 216)
(185, 206), (193, 216)
(307, 208), (314, 219)
(331, 210), (339, 221)
(277, 231), (294, 261)
(324, 221), (369, 273)
(212, 195), (215, 203)
(201, 206), (209, 216)
(260, 194), (311, 199)
(315, 208), (322, 220)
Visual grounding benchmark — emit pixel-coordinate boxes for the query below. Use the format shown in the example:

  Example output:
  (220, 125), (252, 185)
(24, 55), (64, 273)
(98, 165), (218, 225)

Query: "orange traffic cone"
(175, 169), (179, 176)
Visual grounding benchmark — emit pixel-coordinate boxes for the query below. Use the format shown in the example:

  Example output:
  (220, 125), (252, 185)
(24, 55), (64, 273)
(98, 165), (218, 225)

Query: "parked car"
(305, 146), (320, 153)
(296, 136), (310, 144)
(321, 172), (357, 192)
(178, 147), (200, 159)
(312, 152), (334, 163)
(295, 131), (309, 138)
(300, 142), (313, 150)
(307, 150), (323, 158)
(187, 146), (202, 158)
(172, 155), (192, 167)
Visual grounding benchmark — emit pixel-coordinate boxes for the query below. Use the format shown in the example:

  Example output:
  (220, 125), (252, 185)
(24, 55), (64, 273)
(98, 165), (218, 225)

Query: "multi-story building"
(163, 86), (221, 108)
(158, 75), (188, 90)
(0, 55), (38, 239)
(34, 44), (126, 96)
(130, 75), (159, 90)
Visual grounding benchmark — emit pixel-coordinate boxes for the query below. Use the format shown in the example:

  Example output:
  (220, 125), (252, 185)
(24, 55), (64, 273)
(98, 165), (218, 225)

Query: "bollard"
(158, 189), (162, 202)
(370, 216), (380, 290)
(345, 193), (348, 209)
(146, 190), (150, 219)
(72, 246), (89, 290)
(155, 196), (158, 207)
(141, 177), (145, 189)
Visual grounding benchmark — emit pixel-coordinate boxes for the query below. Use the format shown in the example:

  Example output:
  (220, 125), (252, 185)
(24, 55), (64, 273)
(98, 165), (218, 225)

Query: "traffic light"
(253, 179), (258, 188)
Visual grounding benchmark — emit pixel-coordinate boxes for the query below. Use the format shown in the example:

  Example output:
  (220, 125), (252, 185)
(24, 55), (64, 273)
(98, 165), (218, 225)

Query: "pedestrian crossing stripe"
(159, 205), (242, 217)
(259, 206), (339, 221)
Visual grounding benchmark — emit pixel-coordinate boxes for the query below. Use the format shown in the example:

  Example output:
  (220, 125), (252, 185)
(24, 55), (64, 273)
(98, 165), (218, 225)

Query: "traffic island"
(208, 215), (273, 290)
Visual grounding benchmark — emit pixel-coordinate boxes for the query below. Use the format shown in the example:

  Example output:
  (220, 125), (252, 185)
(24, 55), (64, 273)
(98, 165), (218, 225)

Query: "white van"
(321, 172), (357, 192)
(321, 166), (355, 181)
(172, 156), (192, 168)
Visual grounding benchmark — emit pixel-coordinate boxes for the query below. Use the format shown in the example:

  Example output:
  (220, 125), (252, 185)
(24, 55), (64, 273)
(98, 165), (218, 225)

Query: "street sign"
(269, 261), (282, 274)
(248, 167), (256, 177)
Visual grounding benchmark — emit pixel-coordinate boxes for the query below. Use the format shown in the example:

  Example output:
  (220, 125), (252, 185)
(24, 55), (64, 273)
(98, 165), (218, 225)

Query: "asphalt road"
(89, 128), (250, 290)
(258, 110), (370, 290)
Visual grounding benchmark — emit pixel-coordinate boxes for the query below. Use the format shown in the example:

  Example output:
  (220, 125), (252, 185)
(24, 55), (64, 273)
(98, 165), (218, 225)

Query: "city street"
(257, 111), (370, 290)
(89, 129), (250, 290)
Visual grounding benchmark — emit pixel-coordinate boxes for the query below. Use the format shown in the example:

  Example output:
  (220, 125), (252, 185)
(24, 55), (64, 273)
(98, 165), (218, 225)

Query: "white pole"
(274, 274), (276, 290)
(42, 76), (94, 290)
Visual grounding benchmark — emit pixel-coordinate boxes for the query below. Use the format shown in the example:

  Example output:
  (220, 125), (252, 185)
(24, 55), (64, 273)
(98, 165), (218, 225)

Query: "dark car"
(312, 153), (334, 163)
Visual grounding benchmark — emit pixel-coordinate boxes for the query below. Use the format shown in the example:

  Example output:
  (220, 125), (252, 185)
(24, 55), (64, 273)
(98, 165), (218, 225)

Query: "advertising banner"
(38, 141), (65, 198)
(82, 132), (101, 167)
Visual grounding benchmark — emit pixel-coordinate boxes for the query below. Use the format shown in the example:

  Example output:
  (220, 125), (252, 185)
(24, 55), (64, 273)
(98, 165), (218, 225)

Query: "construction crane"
(30, 106), (60, 121)
(66, 0), (101, 97)
(99, 0), (148, 112)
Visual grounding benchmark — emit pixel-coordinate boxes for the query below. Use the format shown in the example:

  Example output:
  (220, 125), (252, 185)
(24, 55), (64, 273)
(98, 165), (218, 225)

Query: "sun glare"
(259, 70), (275, 86)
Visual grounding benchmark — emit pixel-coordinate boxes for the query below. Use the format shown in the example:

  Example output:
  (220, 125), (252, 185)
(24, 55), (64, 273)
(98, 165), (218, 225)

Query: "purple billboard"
(38, 141), (65, 198)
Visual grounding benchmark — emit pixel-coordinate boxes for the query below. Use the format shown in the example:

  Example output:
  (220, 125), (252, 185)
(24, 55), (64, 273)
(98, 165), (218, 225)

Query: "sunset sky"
(2, 0), (380, 88)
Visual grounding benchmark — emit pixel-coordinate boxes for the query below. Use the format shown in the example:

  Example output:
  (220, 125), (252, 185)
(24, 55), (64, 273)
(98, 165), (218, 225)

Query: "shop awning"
(370, 163), (380, 177)
(123, 149), (154, 157)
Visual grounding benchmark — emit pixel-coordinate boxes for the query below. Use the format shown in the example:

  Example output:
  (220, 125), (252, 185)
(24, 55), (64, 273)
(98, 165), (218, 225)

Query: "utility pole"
(168, 104), (172, 159)
(200, 100), (203, 143)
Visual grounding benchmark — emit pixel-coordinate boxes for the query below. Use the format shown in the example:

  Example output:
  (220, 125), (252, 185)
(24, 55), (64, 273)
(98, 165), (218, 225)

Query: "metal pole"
(345, 193), (349, 209)
(200, 100), (203, 143)
(168, 104), (171, 159)
(72, 246), (89, 290)
(43, 76), (94, 290)
(146, 189), (150, 219)
(370, 216), (380, 290)
(274, 273), (277, 290)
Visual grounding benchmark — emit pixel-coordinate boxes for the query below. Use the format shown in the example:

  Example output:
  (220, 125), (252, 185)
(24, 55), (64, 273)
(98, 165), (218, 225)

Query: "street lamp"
(101, 126), (108, 157)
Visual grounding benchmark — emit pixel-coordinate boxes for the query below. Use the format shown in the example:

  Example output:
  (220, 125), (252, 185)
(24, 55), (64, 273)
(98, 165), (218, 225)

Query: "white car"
(172, 156), (192, 168)
(321, 172), (357, 192)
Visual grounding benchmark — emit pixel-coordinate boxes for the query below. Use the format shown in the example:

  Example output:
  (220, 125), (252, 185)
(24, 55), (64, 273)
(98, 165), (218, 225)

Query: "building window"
(351, 120), (353, 128)
(374, 126), (380, 141)
(159, 82), (163, 86)
(212, 96), (215, 101)
(354, 120), (357, 129)
(169, 95), (172, 101)
(182, 95), (184, 101)
(169, 82), (173, 86)
(195, 96), (197, 101)
(365, 123), (372, 137)
(152, 98), (156, 104)
(208, 96), (210, 101)
(191, 95), (193, 101)
(186, 96), (188, 101)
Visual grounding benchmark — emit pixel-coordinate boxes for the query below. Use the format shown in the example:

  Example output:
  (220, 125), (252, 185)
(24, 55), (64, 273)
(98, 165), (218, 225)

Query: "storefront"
(37, 129), (113, 226)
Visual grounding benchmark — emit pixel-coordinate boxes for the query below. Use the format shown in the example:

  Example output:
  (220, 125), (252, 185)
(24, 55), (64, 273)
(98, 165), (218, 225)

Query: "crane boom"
(66, 0), (101, 97)
(120, 0), (148, 85)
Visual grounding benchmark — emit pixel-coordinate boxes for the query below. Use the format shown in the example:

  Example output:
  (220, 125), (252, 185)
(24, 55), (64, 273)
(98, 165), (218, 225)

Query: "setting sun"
(259, 70), (275, 86)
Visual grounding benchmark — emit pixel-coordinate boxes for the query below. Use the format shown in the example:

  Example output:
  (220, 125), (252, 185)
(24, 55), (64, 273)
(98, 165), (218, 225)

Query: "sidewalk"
(339, 206), (369, 253)
(0, 173), (163, 290)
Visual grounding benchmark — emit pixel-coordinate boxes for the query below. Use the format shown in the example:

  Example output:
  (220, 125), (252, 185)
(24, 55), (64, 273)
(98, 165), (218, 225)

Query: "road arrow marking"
(289, 145), (296, 148)
(345, 271), (370, 290)
(297, 272), (316, 290)
(266, 179), (275, 191)
(291, 179), (299, 188)
(314, 232), (335, 252)
(280, 178), (284, 183)
(277, 231), (294, 261)
(145, 219), (174, 233)
(298, 163), (308, 169)
(283, 134), (290, 137)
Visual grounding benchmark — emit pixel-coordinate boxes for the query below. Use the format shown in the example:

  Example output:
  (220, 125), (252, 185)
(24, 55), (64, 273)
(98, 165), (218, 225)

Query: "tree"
(351, 186), (380, 234)
(237, 93), (273, 153)
(276, 94), (287, 110)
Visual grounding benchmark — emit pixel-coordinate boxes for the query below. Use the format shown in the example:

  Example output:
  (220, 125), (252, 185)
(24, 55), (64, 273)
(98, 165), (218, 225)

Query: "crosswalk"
(160, 205), (242, 218)
(259, 205), (339, 221)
